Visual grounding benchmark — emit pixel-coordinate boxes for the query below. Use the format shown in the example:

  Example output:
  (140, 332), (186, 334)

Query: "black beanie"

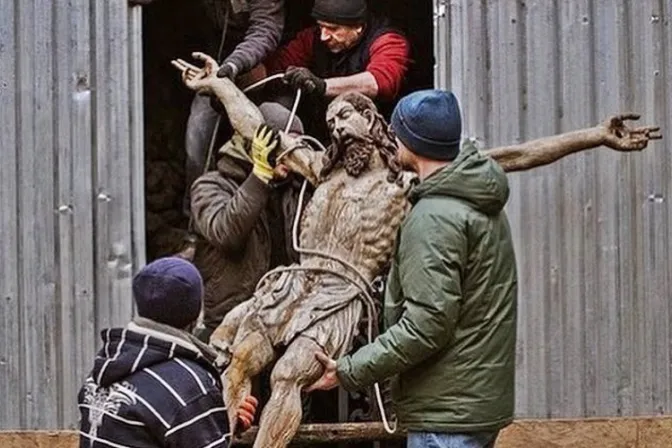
(132, 257), (203, 329)
(311, 0), (368, 26)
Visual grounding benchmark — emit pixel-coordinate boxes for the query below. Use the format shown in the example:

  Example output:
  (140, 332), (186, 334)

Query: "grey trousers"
(183, 94), (221, 216)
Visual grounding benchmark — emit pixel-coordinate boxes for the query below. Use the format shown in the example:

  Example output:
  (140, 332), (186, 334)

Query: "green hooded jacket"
(336, 141), (518, 433)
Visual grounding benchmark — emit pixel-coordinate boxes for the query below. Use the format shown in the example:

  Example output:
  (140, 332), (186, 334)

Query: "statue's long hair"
(320, 93), (402, 184)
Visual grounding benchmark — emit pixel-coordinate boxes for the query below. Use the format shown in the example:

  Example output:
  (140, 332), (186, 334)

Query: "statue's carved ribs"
(297, 169), (409, 282)
(358, 186), (408, 278)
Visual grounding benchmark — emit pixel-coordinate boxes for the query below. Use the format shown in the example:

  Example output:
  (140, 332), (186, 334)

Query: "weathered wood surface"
(0, 0), (21, 429)
(5, 417), (672, 447)
(238, 423), (405, 444)
(0, 0), (144, 429)
(438, 0), (672, 420)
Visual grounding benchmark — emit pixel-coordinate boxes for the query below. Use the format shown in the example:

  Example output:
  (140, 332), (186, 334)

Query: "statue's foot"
(211, 339), (232, 369)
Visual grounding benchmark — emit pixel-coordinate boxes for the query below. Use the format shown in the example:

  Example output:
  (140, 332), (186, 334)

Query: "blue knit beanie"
(132, 257), (203, 329)
(391, 89), (462, 161)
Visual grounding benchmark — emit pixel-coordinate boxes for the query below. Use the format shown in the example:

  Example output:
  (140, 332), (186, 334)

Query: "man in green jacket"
(309, 89), (517, 448)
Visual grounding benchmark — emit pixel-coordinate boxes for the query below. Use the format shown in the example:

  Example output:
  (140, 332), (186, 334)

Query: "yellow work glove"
(251, 124), (280, 184)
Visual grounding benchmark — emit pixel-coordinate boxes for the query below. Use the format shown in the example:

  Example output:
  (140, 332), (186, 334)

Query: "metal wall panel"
(0, 1), (144, 429)
(434, 0), (671, 418)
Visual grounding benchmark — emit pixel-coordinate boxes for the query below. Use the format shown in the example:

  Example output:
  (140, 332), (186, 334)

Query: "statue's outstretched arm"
(485, 114), (662, 173)
(172, 52), (264, 140)
(172, 53), (322, 185)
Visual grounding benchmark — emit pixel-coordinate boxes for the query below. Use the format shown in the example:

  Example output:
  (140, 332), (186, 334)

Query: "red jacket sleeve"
(366, 32), (410, 101)
(264, 27), (315, 74)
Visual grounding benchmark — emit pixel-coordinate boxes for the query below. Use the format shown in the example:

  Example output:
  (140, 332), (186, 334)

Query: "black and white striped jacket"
(78, 318), (230, 448)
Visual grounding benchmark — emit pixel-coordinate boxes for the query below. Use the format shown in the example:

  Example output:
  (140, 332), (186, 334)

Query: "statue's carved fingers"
(615, 113), (641, 122)
(177, 58), (200, 72)
(629, 125), (659, 135)
(170, 59), (188, 72)
(191, 51), (219, 72)
(172, 58), (205, 90)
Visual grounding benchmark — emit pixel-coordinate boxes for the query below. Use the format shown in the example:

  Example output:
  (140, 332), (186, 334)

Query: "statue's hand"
(600, 114), (662, 152)
(171, 52), (221, 96)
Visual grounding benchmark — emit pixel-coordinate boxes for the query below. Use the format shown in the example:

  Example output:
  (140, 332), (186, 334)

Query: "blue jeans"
(407, 431), (500, 448)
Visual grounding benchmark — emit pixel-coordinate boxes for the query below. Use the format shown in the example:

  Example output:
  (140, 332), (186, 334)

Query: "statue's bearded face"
(326, 100), (370, 145)
(320, 92), (401, 183)
(326, 99), (374, 177)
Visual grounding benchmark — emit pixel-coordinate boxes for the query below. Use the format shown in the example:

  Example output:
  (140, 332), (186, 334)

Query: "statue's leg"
(253, 336), (323, 448)
(209, 299), (253, 352)
(223, 329), (275, 434)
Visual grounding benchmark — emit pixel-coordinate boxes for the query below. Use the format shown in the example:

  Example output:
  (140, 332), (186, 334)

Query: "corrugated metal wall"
(435, 0), (671, 418)
(0, 1), (144, 429)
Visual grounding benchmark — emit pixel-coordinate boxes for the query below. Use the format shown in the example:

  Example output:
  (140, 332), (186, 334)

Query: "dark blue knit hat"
(391, 89), (462, 161)
(132, 257), (203, 329)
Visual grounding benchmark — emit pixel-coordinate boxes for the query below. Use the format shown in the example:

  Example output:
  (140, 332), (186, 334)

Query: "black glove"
(284, 66), (326, 96)
(217, 62), (239, 80)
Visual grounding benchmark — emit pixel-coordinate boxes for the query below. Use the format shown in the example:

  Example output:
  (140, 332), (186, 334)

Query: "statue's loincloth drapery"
(233, 265), (366, 358)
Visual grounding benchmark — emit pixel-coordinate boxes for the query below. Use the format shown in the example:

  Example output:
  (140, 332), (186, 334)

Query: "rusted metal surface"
(434, 0), (672, 418)
(0, 0), (144, 429)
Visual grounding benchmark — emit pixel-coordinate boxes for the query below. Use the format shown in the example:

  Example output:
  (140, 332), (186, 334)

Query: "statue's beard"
(336, 136), (375, 177)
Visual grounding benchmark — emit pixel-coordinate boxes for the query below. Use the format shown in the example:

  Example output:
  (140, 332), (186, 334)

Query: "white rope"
(296, 135), (328, 152)
(241, 73), (302, 136)
(241, 73), (286, 93)
(285, 89), (302, 134)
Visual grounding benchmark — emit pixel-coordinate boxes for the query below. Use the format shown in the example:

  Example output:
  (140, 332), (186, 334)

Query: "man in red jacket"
(263, 0), (410, 140)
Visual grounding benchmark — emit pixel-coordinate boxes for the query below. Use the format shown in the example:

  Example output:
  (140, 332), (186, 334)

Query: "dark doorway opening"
(141, 1), (432, 446)
(141, 0), (434, 260)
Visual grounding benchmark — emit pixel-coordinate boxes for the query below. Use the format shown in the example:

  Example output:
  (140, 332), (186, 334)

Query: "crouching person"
(78, 257), (257, 447)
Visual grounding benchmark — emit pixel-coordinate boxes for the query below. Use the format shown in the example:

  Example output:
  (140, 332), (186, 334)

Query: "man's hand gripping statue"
(172, 53), (321, 185)
(172, 52), (661, 448)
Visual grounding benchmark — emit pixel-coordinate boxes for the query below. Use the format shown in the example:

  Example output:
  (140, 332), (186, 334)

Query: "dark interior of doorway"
(142, 0), (434, 261)
(141, 2), (431, 446)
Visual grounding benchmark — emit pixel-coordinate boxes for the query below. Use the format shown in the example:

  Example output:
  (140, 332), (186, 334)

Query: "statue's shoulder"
(318, 168), (348, 187)
(399, 171), (418, 192)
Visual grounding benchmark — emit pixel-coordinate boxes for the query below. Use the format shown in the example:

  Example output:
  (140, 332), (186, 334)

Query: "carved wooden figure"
(172, 53), (661, 448)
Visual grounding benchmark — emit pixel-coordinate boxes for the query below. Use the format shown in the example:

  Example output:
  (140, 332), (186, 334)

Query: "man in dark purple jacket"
(78, 257), (257, 447)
